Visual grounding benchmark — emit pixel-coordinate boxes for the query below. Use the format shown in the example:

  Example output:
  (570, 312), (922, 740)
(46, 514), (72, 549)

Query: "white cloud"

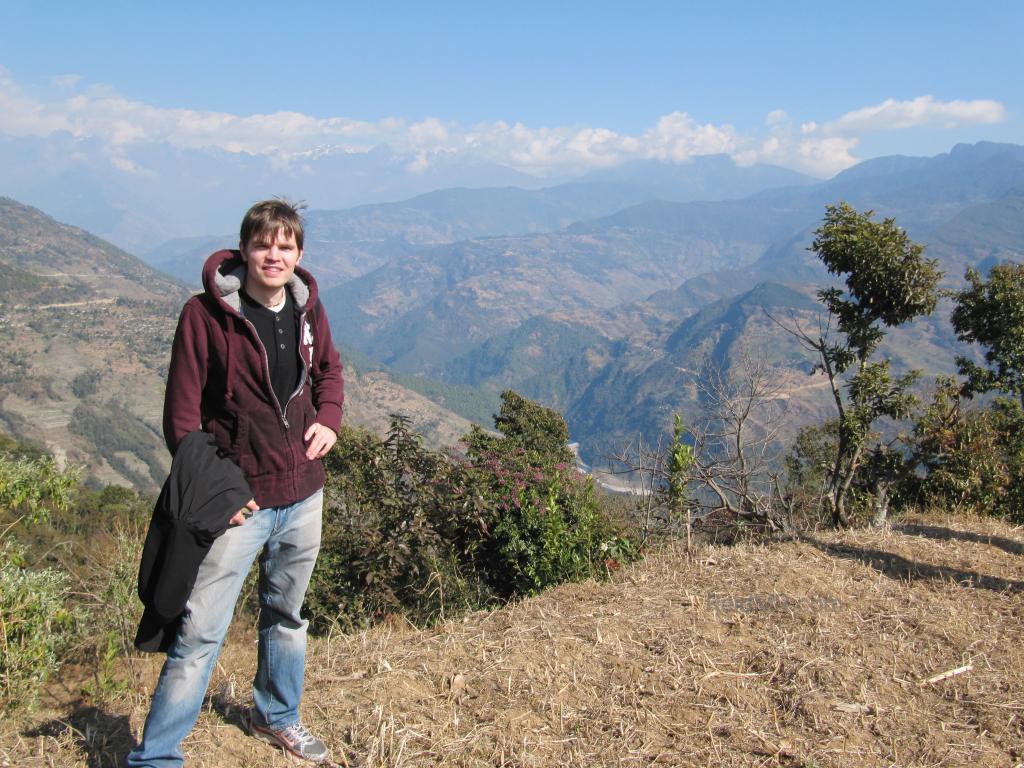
(748, 96), (1008, 176)
(823, 95), (1006, 136)
(0, 68), (72, 136)
(640, 112), (739, 162)
(0, 71), (1009, 179)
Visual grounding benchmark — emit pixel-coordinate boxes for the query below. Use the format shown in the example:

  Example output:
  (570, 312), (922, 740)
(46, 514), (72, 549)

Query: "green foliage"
(951, 263), (1024, 406)
(0, 540), (77, 711)
(311, 392), (631, 630)
(907, 262), (1024, 520)
(466, 391), (624, 597)
(76, 524), (146, 703)
(0, 435), (151, 714)
(667, 415), (695, 515)
(912, 379), (1024, 520)
(465, 390), (574, 468)
(0, 445), (83, 711)
(0, 450), (76, 526)
(806, 203), (941, 527)
(311, 420), (489, 630)
(813, 203), (940, 366)
(784, 421), (838, 526)
(470, 453), (610, 597)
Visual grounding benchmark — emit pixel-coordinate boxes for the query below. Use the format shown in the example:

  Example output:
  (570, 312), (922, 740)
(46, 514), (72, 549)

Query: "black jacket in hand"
(134, 430), (252, 652)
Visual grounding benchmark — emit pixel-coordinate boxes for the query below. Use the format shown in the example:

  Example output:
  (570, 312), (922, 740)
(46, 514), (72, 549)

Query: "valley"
(3, 142), (1024, 486)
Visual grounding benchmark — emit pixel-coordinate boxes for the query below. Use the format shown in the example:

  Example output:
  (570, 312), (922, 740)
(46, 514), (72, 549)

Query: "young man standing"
(128, 200), (343, 767)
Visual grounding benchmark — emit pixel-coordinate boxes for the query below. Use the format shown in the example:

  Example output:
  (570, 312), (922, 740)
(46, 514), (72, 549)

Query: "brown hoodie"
(163, 249), (344, 507)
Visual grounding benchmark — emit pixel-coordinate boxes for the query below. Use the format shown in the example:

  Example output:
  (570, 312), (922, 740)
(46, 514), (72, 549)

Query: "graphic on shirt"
(303, 319), (314, 361)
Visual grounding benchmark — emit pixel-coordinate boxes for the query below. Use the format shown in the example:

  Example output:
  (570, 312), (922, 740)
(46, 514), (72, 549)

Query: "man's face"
(240, 228), (303, 296)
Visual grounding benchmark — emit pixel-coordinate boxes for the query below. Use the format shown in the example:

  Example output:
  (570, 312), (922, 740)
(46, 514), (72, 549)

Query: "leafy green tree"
(951, 262), (1024, 408)
(793, 203), (941, 526)
(667, 415), (695, 517)
(465, 389), (573, 468)
(911, 378), (1024, 518)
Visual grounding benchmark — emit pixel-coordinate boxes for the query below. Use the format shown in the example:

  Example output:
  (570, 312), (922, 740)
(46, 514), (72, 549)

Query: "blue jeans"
(128, 488), (323, 768)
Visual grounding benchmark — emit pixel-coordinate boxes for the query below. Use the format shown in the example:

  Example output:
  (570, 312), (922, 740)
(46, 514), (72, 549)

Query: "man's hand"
(229, 498), (259, 526)
(304, 423), (338, 460)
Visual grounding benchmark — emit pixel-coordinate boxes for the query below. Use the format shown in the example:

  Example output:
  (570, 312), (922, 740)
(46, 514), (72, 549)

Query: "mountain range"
(320, 142), (1024, 463)
(0, 131), (814, 255)
(3, 141), (1023, 481)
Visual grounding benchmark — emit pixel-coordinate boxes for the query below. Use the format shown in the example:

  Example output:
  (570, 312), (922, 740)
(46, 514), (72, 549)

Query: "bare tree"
(611, 350), (794, 542)
(686, 352), (792, 528)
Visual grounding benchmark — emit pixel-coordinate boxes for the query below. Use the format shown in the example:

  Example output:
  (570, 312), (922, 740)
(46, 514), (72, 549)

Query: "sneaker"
(249, 711), (330, 763)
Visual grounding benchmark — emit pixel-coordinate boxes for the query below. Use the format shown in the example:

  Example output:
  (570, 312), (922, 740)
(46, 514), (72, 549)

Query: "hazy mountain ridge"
(576, 155), (815, 199)
(5, 142), (1024, 474)
(312, 155), (828, 373)
(0, 198), (189, 486)
(2, 128), (816, 254)
(342, 142), (1024, 461)
(138, 156), (818, 290)
(322, 143), (1024, 382)
(322, 226), (772, 374)
(0, 197), (186, 300)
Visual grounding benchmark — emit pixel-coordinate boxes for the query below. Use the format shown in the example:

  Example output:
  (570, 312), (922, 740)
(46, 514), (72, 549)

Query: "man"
(128, 199), (343, 767)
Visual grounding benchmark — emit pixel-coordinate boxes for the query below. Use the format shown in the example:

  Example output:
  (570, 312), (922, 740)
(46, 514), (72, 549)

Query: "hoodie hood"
(201, 249), (315, 314)
(197, 249), (320, 407)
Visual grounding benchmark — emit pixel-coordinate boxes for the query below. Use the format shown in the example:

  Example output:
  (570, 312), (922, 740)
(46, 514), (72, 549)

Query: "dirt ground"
(4, 512), (1024, 767)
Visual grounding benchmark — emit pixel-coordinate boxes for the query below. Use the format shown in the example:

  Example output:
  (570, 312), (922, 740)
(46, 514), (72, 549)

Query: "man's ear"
(296, 249), (304, 264)
(238, 241), (248, 261)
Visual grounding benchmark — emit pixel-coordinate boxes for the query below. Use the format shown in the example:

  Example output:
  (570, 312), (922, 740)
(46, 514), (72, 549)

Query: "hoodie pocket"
(204, 411), (243, 453)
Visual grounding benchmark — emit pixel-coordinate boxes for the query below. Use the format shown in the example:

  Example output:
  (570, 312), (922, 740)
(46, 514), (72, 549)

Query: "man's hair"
(240, 198), (307, 251)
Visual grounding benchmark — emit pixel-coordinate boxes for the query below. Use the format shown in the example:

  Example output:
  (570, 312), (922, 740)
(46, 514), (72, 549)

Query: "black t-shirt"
(240, 289), (300, 411)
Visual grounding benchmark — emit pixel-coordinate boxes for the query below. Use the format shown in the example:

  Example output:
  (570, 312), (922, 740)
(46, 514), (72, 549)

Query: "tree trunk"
(871, 483), (890, 528)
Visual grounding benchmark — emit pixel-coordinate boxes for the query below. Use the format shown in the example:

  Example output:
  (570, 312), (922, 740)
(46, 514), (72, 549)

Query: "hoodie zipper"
(281, 310), (311, 426)
(238, 310), (308, 431)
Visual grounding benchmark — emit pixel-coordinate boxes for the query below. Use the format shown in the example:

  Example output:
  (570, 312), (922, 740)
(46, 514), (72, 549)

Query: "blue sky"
(1, 0), (1021, 178)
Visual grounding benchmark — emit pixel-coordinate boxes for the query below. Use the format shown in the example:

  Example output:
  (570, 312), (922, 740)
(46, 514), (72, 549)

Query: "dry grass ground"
(4, 511), (1024, 767)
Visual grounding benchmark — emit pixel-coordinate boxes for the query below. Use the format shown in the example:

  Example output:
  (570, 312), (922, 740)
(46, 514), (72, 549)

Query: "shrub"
(310, 420), (489, 631)
(0, 440), (141, 711)
(0, 540), (78, 711)
(0, 451), (76, 525)
(912, 380), (1024, 520)
(465, 391), (628, 597)
(469, 453), (614, 596)
(784, 421), (837, 526)
(310, 393), (633, 631)
(74, 523), (146, 702)
(464, 389), (574, 467)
